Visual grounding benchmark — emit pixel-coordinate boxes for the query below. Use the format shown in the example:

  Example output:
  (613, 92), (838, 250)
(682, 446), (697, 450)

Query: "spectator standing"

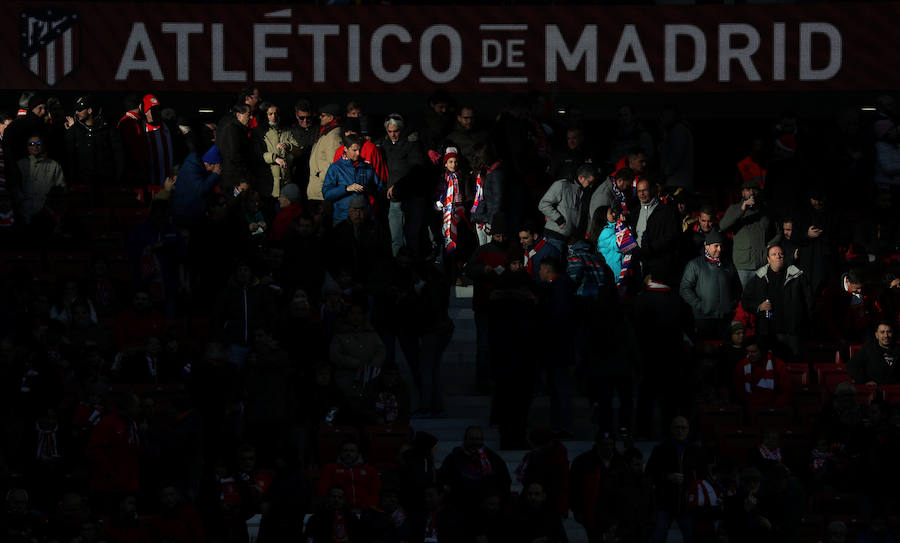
(720, 179), (778, 288)
(658, 105), (695, 190)
(15, 134), (64, 223)
(742, 244), (811, 359)
(258, 102), (298, 199)
(379, 113), (425, 256)
(680, 230), (742, 339)
(645, 416), (706, 543)
(64, 95), (124, 190)
(539, 163), (598, 252)
(288, 99), (317, 191)
(307, 103), (342, 201)
(634, 179), (681, 284)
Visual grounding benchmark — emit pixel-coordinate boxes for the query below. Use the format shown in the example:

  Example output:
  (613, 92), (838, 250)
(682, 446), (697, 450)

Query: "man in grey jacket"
(679, 230), (742, 339)
(538, 163), (597, 253)
(719, 179), (779, 287)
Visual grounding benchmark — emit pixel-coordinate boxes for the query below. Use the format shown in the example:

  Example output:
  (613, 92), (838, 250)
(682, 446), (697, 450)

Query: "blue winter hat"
(202, 145), (222, 165)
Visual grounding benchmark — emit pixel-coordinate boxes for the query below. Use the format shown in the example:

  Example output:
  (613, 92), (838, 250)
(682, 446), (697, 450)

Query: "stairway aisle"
(407, 285), (592, 543)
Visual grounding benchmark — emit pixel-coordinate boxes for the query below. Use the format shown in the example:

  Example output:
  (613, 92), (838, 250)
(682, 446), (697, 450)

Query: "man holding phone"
(720, 179), (779, 288)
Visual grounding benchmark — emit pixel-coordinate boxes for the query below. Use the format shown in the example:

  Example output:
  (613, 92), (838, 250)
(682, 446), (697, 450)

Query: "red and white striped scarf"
(0, 209), (14, 228)
(375, 392), (399, 423)
(36, 422), (60, 459)
(441, 171), (465, 254)
(472, 447), (493, 475)
(687, 479), (720, 508)
(758, 444), (782, 462)
(742, 356), (776, 394)
(524, 237), (547, 277)
(471, 170), (484, 217)
(332, 510), (350, 542)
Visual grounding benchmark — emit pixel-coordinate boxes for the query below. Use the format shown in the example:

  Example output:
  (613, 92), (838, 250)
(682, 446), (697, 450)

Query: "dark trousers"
(419, 326), (453, 412)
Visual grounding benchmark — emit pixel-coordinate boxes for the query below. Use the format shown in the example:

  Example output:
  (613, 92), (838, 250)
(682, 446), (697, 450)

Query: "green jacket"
(719, 202), (778, 271)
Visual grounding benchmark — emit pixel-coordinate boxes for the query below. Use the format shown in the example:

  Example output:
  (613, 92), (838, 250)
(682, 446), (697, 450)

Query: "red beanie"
(443, 146), (459, 166)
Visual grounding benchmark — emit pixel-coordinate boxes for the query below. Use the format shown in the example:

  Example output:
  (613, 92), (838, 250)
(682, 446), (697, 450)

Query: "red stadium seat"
(317, 426), (359, 466)
(813, 493), (861, 516)
(816, 363), (851, 392)
(69, 207), (111, 236)
(364, 425), (412, 471)
(806, 342), (841, 364)
(102, 185), (143, 207)
(785, 363), (810, 387)
(846, 343), (864, 362)
(881, 384), (900, 404)
(47, 251), (91, 277)
(113, 208), (149, 231)
(747, 405), (795, 428)
(796, 403), (822, 426)
(856, 384), (878, 406)
(697, 404), (743, 438)
(716, 425), (760, 465)
(0, 251), (43, 275)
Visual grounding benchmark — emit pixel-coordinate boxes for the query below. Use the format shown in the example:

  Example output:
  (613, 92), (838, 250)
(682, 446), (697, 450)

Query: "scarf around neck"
(704, 246), (721, 267)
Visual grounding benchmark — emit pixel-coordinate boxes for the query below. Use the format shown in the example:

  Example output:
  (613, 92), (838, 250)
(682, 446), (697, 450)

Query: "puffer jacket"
(539, 178), (591, 240)
(597, 221), (622, 280)
(679, 255), (742, 320)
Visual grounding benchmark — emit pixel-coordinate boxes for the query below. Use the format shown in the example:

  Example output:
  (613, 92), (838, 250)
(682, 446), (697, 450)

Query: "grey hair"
(384, 113), (404, 131)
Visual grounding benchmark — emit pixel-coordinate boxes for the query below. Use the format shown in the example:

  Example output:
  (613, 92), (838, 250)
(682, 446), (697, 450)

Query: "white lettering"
(420, 25), (462, 83)
(115, 23), (163, 81)
(161, 23), (203, 82)
(799, 22), (842, 81)
(545, 25), (597, 83)
(482, 40), (502, 68)
(664, 24), (706, 82)
(773, 23), (786, 81)
(348, 25), (360, 83)
(254, 23), (291, 82)
(606, 25), (654, 83)
(212, 24), (247, 82)
(298, 24), (340, 83)
(507, 39), (525, 68)
(718, 24), (761, 82)
(370, 25), (411, 83)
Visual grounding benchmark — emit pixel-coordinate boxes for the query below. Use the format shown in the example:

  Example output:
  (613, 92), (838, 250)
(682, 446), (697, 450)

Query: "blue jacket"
(172, 152), (220, 221)
(597, 221), (622, 280)
(321, 157), (381, 225)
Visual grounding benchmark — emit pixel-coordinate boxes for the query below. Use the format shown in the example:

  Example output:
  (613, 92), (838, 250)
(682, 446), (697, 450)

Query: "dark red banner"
(2, 2), (897, 93)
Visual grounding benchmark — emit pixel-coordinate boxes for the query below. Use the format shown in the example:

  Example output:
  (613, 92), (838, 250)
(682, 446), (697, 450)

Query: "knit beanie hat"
(281, 184), (300, 203)
(443, 146), (459, 166)
(202, 145), (222, 164)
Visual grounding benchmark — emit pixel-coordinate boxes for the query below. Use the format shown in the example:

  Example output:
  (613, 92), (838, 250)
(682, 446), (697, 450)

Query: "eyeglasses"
(297, 116), (312, 121)
(460, 116), (474, 120)
(28, 141), (42, 146)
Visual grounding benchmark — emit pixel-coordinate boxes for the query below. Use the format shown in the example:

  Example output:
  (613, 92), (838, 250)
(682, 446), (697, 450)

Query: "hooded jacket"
(317, 456), (382, 511)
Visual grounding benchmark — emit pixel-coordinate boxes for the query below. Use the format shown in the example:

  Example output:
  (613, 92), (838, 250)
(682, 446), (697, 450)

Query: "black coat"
(645, 438), (706, 513)
(65, 118), (124, 186)
(742, 265), (812, 337)
(470, 163), (506, 226)
(848, 340), (900, 384)
(377, 134), (426, 193)
(438, 446), (511, 510)
(635, 201), (681, 284)
(216, 115), (254, 189)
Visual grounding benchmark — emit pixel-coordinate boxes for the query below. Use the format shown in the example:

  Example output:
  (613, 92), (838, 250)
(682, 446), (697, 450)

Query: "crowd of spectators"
(1, 84), (900, 543)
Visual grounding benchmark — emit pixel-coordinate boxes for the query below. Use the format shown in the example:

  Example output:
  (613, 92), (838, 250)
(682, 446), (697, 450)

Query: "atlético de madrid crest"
(19, 8), (81, 87)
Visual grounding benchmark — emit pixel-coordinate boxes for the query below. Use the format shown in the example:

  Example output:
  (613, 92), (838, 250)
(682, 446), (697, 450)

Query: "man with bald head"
(645, 416), (705, 543)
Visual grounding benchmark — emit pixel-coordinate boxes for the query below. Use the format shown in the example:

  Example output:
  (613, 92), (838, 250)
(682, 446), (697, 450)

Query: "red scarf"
(741, 355), (776, 395)
(645, 280), (672, 292)
(441, 171), (465, 254)
(471, 447), (493, 475)
(704, 246), (721, 267)
(319, 118), (340, 136)
(524, 237), (547, 277)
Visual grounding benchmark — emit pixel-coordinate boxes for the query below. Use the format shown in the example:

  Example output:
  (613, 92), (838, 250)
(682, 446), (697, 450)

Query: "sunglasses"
(28, 141), (42, 146)
(297, 115), (312, 121)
